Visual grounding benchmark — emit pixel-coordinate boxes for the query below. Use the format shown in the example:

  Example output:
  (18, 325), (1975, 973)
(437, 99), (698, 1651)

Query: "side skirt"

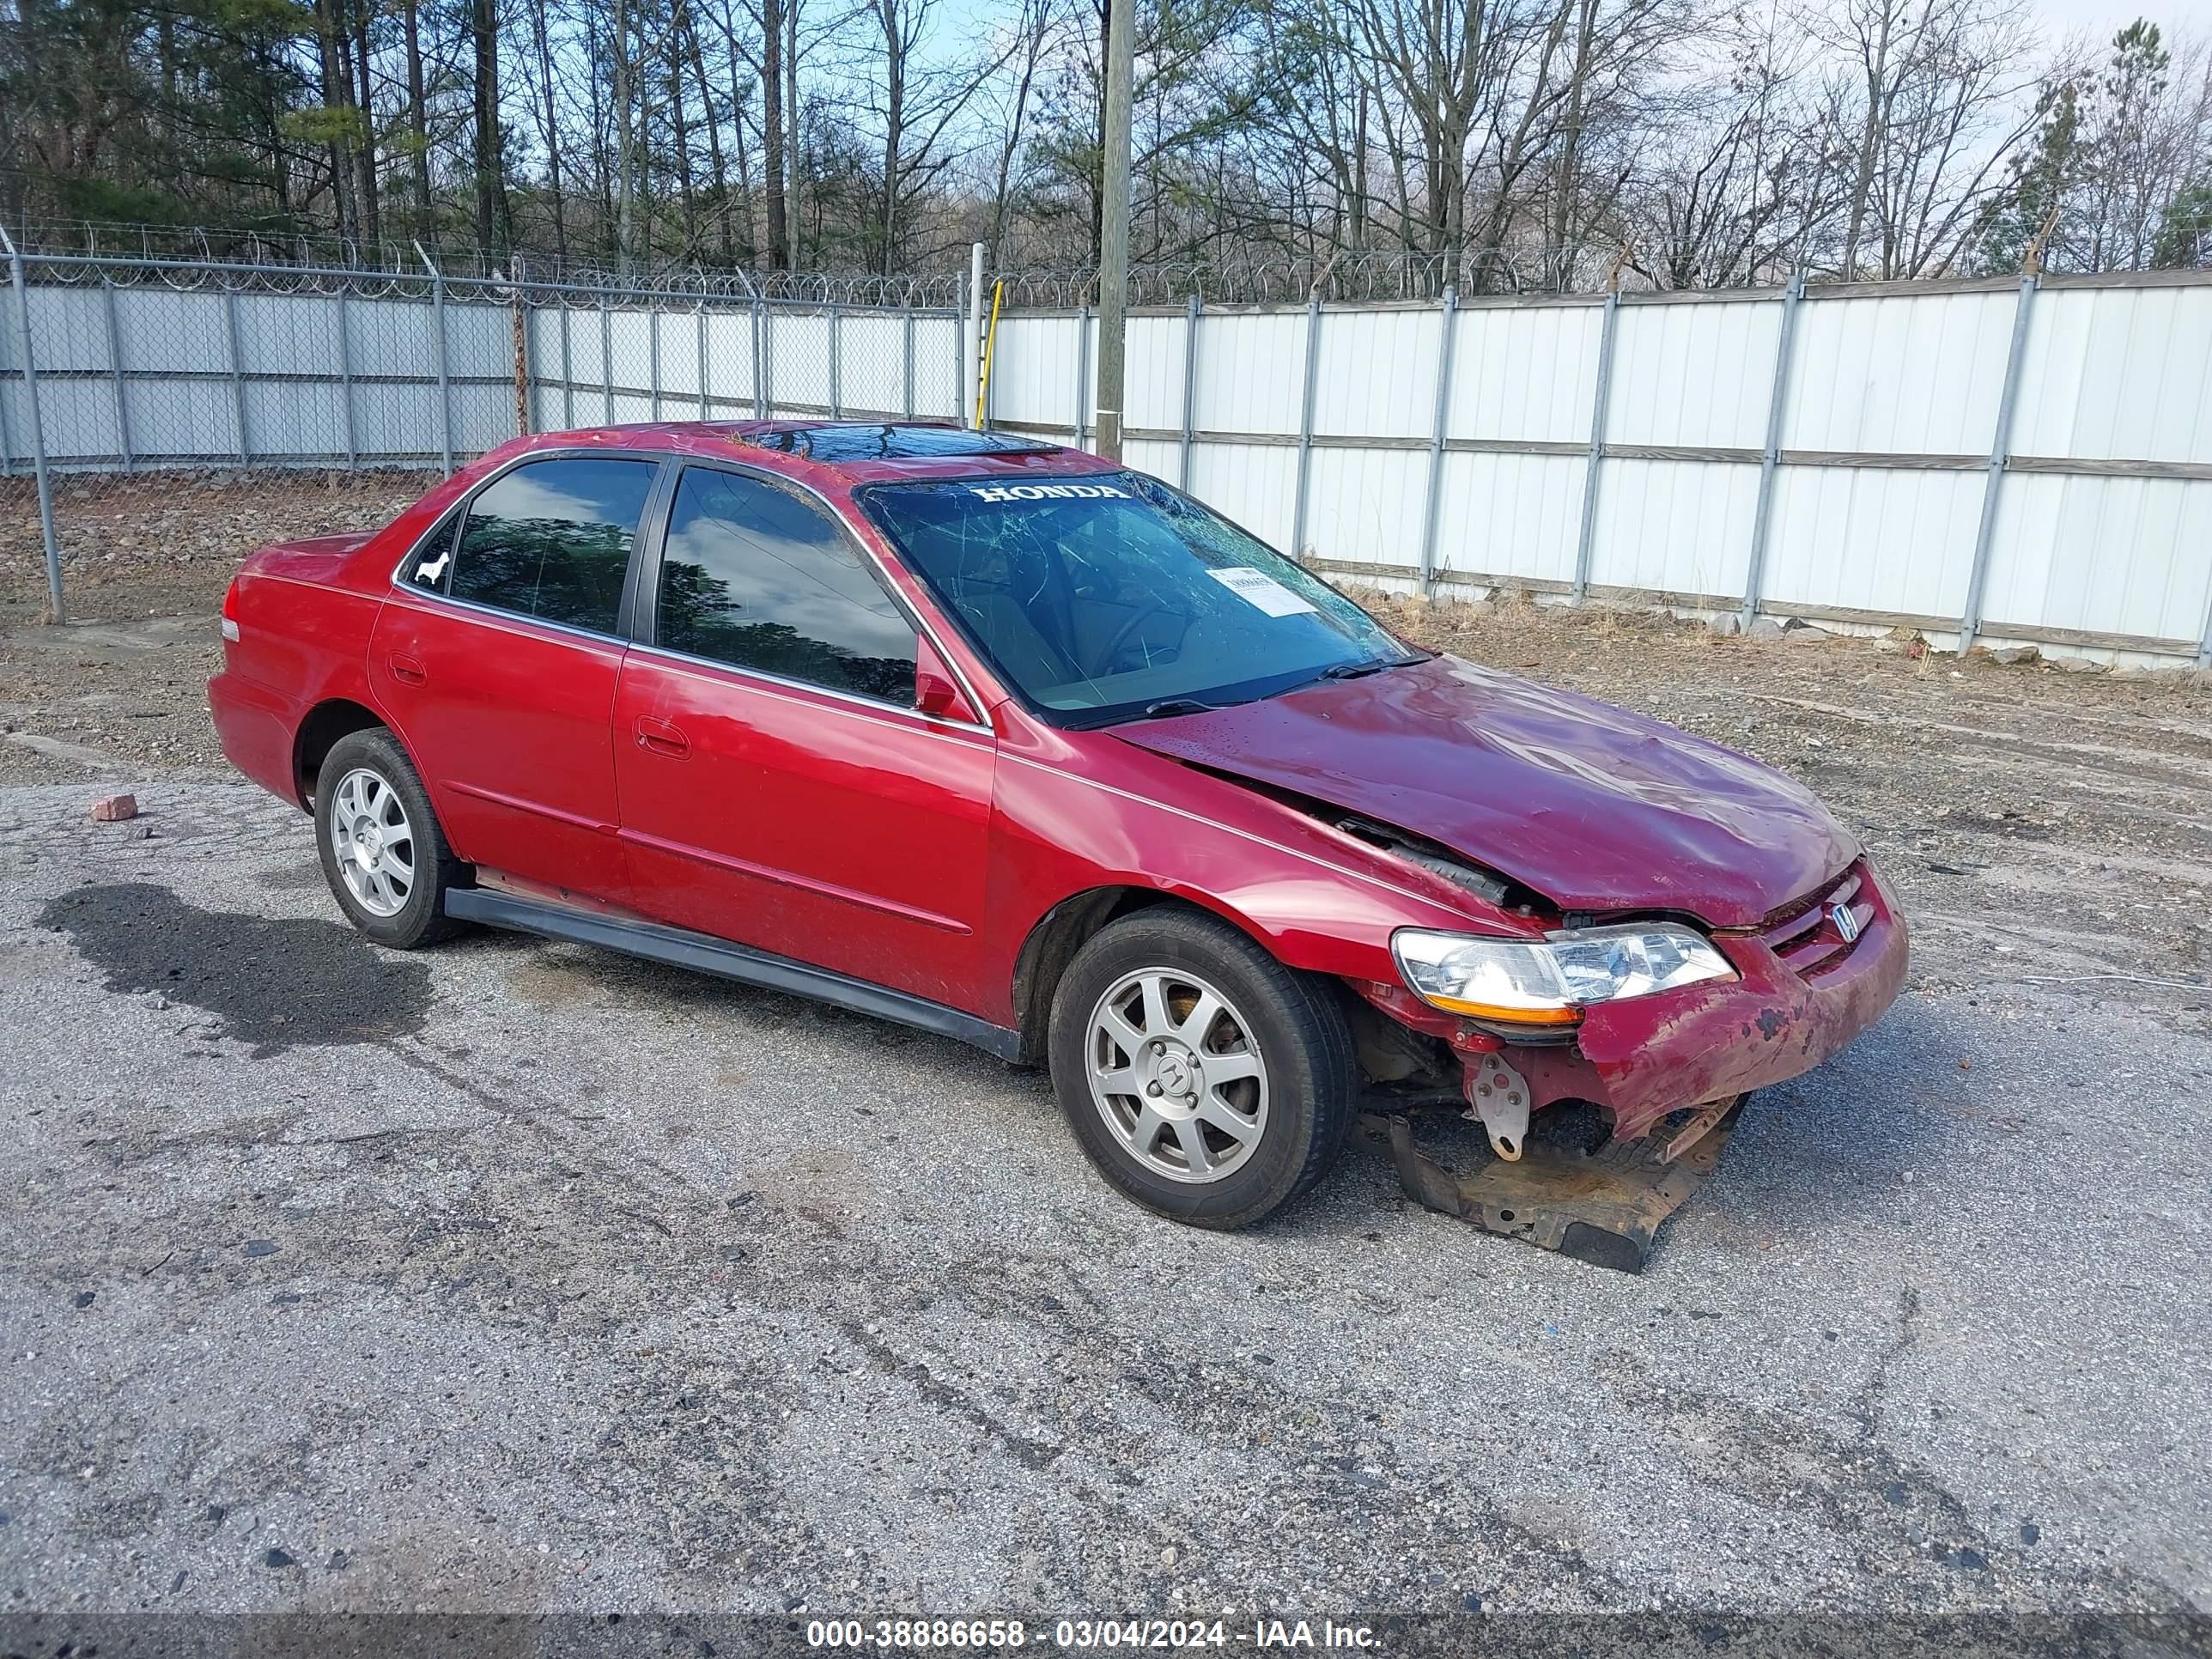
(445, 888), (1023, 1061)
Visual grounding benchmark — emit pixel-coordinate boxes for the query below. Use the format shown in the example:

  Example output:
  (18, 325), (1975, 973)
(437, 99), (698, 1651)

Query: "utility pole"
(1093, 0), (1134, 461)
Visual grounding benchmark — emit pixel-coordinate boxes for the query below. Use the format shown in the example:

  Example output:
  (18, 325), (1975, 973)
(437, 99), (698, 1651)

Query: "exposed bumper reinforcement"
(1358, 1098), (1743, 1273)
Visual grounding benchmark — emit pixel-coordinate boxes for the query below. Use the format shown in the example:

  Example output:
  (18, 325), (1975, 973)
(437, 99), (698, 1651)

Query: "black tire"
(1048, 907), (1357, 1230)
(313, 727), (466, 949)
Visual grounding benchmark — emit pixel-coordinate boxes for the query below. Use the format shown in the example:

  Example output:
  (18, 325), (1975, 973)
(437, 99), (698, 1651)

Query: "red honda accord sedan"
(209, 421), (1907, 1230)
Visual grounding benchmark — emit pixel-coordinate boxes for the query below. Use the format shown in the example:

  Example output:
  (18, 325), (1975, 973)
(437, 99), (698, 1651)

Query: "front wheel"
(313, 727), (465, 949)
(1048, 908), (1356, 1229)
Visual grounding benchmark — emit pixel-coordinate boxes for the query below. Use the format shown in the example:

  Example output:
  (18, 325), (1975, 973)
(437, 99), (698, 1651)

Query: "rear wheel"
(1048, 908), (1356, 1229)
(313, 727), (465, 949)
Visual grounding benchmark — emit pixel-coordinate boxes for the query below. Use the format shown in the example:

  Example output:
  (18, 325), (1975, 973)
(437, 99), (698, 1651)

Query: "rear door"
(371, 453), (665, 899)
(612, 463), (996, 1010)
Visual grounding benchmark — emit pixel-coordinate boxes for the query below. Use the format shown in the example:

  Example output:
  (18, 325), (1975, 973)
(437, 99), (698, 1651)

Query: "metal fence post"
(648, 307), (663, 420)
(760, 301), (775, 416)
(1290, 296), (1322, 562)
(1741, 271), (1805, 628)
(1179, 295), (1201, 490)
(1571, 289), (1623, 603)
(416, 242), (453, 473)
(1958, 273), (2038, 654)
(902, 309), (916, 418)
(222, 285), (251, 464)
(0, 275), (14, 478)
(336, 288), (358, 467)
(1419, 286), (1459, 594)
(600, 292), (615, 423)
(696, 305), (710, 421)
(750, 297), (767, 419)
(2, 229), (64, 623)
(560, 305), (574, 428)
(830, 303), (843, 418)
(1075, 304), (1091, 451)
(100, 276), (135, 471)
(964, 246), (984, 429)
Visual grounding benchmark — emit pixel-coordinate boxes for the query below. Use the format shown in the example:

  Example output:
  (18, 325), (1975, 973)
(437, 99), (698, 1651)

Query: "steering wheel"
(1095, 604), (1181, 675)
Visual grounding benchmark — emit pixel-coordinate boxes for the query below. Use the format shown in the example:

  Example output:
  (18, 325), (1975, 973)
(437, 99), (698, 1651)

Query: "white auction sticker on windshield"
(1207, 566), (1317, 617)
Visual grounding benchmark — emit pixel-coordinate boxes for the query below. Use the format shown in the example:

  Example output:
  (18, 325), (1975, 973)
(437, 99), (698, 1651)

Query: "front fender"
(978, 727), (1515, 1028)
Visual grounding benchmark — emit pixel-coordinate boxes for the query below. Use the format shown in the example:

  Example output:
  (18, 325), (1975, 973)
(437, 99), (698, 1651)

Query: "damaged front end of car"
(1340, 846), (1911, 1273)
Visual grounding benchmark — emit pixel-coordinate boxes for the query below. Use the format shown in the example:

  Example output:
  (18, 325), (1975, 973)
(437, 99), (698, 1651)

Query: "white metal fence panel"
(976, 272), (2212, 664)
(705, 310), (758, 415)
(1191, 441), (1299, 552)
(988, 314), (1082, 429)
(1436, 452), (1586, 586)
(837, 313), (905, 416)
(1126, 314), (1187, 435)
(915, 315), (964, 422)
(1784, 289), (2018, 456)
(1606, 299), (1778, 451)
(2010, 283), (2212, 465)
(1447, 301), (1602, 446)
(1304, 447), (1429, 568)
(1982, 474), (2212, 647)
(766, 308), (833, 417)
(1759, 466), (1987, 622)
(1312, 307), (1439, 440)
(1589, 459), (1759, 600)
(6, 249), (2209, 662)
(1192, 311), (1306, 437)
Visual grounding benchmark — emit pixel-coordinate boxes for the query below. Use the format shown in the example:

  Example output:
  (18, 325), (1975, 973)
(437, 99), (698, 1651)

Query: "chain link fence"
(0, 234), (966, 621)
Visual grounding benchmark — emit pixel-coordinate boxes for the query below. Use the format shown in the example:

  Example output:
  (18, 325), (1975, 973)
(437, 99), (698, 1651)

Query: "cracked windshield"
(861, 473), (1413, 725)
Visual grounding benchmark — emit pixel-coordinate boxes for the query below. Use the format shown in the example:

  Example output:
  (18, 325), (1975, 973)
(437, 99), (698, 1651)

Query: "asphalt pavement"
(2, 776), (2209, 1632)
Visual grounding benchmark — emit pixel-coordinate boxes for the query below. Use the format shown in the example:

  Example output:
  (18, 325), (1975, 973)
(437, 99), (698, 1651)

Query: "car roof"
(532, 420), (1123, 489)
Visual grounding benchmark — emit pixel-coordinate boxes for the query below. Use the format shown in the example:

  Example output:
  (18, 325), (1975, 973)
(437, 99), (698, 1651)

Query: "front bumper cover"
(1543, 859), (1909, 1139)
(1356, 859), (1910, 1143)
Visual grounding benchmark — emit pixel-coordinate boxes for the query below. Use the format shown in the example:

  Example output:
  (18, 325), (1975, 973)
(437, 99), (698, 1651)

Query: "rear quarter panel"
(210, 534), (391, 806)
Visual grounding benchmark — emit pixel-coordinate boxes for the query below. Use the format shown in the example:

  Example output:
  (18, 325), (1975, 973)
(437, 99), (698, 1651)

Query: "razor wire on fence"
(0, 234), (967, 620)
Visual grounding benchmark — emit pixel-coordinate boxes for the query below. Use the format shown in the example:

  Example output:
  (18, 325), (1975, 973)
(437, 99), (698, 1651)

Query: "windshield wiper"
(1135, 697), (1223, 720)
(1316, 659), (1390, 681)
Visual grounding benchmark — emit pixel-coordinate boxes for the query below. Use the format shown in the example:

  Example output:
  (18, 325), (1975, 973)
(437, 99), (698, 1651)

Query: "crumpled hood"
(1111, 654), (1856, 927)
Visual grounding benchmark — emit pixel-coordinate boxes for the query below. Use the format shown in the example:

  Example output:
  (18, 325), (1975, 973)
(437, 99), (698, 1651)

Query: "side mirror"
(915, 641), (982, 726)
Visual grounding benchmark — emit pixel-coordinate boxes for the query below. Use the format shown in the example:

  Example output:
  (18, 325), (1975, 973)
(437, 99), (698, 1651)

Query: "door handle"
(635, 715), (690, 757)
(389, 653), (427, 685)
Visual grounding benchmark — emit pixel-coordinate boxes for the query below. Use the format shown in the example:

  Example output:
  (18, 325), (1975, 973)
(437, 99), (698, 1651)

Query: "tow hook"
(1463, 1052), (1530, 1160)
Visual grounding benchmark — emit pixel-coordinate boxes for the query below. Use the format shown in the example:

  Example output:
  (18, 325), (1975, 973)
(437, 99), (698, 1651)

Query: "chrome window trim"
(626, 639), (995, 739)
(386, 585), (637, 650)
(385, 441), (1000, 732)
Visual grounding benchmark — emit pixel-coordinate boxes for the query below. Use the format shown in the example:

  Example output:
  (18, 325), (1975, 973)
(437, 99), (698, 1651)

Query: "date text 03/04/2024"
(803, 1618), (1382, 1650)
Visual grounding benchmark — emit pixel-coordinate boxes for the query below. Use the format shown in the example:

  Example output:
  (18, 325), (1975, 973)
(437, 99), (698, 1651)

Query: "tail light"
(220, 580), (241, 642)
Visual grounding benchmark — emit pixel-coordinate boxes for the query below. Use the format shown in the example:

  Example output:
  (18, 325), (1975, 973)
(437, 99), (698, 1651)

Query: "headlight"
(1392, 924), (1735, 1025)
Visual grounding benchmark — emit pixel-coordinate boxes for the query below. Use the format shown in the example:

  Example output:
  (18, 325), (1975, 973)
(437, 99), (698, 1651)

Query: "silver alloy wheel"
(328, 766), (416, 919)
(1085, 967), (1269, 1184)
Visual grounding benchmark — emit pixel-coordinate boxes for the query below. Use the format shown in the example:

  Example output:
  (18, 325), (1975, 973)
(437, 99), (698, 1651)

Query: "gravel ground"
(3, 476), (2211, 1639)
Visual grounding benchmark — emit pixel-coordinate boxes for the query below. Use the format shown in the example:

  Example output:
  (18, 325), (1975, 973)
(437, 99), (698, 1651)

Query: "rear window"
(410, 457), (659, 635)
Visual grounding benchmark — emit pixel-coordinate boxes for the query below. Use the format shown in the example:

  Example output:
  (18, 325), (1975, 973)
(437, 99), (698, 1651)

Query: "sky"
(2032, 0), (2206, 40)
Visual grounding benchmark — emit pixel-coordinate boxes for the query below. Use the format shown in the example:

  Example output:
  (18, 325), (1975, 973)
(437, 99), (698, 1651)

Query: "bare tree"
(1820, 0), (2040, 277)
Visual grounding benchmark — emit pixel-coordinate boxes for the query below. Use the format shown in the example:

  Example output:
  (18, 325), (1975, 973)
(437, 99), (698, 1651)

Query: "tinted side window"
(435, 458), (659, 633)
(655, 469), (918, 705)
